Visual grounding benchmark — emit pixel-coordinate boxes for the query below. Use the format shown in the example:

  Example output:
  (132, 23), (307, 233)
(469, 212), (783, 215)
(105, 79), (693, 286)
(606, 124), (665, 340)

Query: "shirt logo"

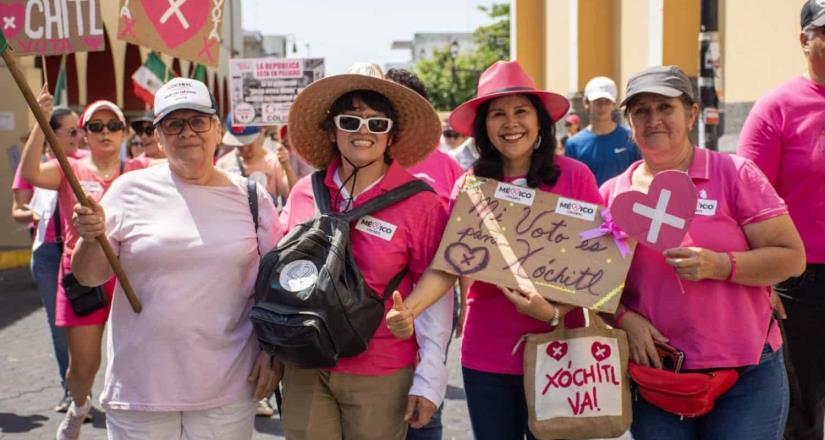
(555, 197), (598, 221)
(79, 180), (103, 194)
(278, 260), (319, 298)
(494, 182), (535, 206)
(695, 193), (718, 216)
(614, 148), (627, 154)
(356, 216), (398, 241)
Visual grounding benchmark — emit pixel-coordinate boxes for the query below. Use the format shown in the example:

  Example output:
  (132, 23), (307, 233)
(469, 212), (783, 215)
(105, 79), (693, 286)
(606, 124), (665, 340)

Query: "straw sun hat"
(287, 65), (441, 169)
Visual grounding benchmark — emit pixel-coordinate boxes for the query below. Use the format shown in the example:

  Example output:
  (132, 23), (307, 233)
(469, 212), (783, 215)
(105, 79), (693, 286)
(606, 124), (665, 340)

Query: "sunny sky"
(240, 0), (500, 75)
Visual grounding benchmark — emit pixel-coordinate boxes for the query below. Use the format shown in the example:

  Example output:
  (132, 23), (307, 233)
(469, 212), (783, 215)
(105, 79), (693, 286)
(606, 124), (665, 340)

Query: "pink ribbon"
(579, 208), (631, 258)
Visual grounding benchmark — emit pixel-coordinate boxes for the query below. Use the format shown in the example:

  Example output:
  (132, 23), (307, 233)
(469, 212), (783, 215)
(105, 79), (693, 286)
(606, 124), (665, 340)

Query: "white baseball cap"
(153, 78), (216, 125)
(584, 76), (618, 103)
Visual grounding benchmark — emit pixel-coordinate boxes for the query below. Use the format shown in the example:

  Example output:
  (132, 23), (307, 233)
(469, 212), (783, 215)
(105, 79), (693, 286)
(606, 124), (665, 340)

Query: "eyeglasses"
(333, 115), (393, 134)
(133, 124), (154, 136)
(158, 115), (212, 135)
(443, 130), (461, 139)
(85, 120), (125, 133)
(59, 128), (79, 137)
(129, 140), (143, 147)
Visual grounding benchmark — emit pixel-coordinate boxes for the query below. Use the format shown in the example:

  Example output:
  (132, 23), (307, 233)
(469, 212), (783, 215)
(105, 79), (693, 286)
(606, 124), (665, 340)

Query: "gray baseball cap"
(620, 65), (695, 108)
(802, 0), (825, 30)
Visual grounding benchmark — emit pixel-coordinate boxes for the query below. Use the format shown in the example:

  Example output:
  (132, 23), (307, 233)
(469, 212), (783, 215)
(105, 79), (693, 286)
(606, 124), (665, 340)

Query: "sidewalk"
(0, 267), (473, 439)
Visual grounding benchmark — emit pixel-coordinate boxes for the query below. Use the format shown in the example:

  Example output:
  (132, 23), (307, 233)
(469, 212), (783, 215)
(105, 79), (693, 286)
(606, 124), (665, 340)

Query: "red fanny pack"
(628, 362), (739, 418)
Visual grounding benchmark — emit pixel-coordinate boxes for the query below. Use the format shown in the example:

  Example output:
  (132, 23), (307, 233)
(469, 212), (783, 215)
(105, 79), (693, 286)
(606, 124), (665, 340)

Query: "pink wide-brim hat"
(448, 60), (570, 137)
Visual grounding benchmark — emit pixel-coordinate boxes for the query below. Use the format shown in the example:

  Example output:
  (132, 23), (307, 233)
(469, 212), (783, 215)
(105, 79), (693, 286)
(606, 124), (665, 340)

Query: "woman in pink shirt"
(388, 61), (602, 440)
(19, 93), (142, 440)
(602, 66), (805, 439)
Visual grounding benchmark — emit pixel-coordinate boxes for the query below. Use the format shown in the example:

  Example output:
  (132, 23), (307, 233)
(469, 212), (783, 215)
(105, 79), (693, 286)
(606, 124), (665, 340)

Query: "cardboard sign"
(610, 171), (697, 252)
(229, 57), (325, 126)
(431, 177), (635, 312)
(117, 0), (224, 67)
(0, 0), (105, 55)
(535, 336), (623, 418)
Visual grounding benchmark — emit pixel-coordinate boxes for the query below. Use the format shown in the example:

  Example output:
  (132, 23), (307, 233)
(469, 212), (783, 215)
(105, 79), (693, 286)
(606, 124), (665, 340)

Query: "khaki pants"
(282, 365), (414, 440)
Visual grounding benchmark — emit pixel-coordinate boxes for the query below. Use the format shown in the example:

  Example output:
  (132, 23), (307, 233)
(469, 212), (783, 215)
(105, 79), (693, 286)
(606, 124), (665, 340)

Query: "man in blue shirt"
(565, 76), (641, 185)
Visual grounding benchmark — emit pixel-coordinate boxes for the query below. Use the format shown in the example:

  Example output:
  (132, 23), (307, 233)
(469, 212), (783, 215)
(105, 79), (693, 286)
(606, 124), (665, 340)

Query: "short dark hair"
(49, 107), (75, 131)
(386, 68), (429, 100)
(472, 94), (560, 188)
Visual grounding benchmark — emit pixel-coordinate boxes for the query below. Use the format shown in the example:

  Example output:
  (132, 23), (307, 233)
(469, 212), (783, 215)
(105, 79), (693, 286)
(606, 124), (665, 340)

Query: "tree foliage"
(415, 3), (510, 111)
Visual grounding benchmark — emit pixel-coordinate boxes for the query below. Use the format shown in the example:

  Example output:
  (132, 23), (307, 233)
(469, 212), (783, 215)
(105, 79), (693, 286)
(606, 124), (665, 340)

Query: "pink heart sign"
(140, 0), (209, 49)
(610, 170), (697, 252)
(0, 2), (25, 39)
(546, 341), (568, 361)
(591, 341), (612, 362)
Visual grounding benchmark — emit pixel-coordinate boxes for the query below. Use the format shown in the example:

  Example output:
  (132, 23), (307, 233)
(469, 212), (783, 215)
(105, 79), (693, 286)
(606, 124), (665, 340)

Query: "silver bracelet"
(548, 304), (560, 327)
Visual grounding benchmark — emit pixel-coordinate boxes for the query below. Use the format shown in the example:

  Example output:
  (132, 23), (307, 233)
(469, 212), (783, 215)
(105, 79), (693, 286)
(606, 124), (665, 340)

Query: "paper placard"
(0, 0), (105, 55)
(431, 177), (635, 312)
(116, 0), (224, 67)
(229, 57), (325, 126)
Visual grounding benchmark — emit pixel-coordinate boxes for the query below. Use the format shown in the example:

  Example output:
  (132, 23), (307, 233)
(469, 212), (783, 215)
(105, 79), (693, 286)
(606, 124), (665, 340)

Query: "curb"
(0, 248), (31, 271)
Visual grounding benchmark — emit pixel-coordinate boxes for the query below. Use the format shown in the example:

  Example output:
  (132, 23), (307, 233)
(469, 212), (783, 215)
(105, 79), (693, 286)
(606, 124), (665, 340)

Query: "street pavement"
(0, 267), (472, 440)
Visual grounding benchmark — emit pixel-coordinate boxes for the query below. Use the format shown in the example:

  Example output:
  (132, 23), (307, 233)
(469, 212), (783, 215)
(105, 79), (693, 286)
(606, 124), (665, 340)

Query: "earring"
(534, 135), (542, 150)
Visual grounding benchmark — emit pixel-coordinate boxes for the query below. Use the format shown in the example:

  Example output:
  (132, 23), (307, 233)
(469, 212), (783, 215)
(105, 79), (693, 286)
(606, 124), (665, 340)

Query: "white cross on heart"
(631, 189), (686, 244)
(594, 346), (606, 357)
(160, 0), (190, 29)
(552, 346), (563, 356)
(3, 16), (15, 29)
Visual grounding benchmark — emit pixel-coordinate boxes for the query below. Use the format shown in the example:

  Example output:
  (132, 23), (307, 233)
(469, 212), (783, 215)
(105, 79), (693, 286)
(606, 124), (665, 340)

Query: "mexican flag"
(191, 64), (207, 83)
(132, 52), (168, 106)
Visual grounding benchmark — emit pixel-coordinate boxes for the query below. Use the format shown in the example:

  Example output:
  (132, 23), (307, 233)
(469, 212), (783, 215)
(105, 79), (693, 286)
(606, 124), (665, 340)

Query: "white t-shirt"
(99, 165), (282, 411)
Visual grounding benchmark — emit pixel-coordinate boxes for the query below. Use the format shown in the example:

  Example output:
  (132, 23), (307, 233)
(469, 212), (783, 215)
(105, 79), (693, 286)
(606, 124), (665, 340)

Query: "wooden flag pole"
(1, 33), (142, 313)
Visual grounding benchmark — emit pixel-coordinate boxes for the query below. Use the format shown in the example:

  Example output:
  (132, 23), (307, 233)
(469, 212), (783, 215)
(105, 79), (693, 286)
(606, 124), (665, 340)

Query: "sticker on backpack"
(279, 260), (319, 297)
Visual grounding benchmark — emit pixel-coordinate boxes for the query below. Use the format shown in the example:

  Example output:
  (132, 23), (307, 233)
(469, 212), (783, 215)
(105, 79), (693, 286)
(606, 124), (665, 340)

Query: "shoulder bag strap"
(310, 170), (332, 215)
(342, 179), (434, 222)
(53, 199), (64, 255)
(382, 267), (409, 301)
(235, 150), (247, 177)
(246, 179), (261, 257)
(119, 160), (125, 175)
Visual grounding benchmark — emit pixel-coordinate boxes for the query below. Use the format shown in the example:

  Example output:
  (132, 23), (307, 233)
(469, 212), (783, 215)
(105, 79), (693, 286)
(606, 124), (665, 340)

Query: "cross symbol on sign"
(552, 346), (563, 356)
(594, 346), (606, 357)
(3, 16), (15, 29)
(160, 0), (190, 29)
(631, 189), (686, 244)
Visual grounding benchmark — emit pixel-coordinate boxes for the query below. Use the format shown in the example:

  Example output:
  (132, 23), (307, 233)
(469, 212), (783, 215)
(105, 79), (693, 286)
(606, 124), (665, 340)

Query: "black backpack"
(251, 171), (433, 368)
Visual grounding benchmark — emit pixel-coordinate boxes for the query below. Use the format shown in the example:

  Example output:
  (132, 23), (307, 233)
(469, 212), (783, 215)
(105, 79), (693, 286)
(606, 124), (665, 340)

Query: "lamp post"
(449, 41), (460, 108)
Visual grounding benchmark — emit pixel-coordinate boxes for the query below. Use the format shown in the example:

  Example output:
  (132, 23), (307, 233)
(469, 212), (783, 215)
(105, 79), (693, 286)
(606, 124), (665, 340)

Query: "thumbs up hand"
(387, 291), (415, 339)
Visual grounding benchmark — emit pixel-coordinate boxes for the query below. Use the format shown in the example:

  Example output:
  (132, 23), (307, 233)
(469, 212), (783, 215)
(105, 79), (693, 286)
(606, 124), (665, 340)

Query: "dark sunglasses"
(60, 127), (79, 137)
(334, 115), (393, 134)
(443, 130), (461, 139)
(85, 120), (125, 133)
(158, 115), (212, 135)
(132, 124), (154, 136)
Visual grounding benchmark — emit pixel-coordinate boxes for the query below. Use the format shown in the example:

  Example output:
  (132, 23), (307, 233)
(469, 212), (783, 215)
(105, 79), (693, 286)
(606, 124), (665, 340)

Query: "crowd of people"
(7, 1), (825, 439)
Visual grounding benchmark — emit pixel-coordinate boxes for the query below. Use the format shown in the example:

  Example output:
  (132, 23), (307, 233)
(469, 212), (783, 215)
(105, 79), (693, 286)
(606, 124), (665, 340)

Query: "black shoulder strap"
(382, 267), (409, 300)
(119, 160), (125, 175)
(247, 180), (259, 231)
(235, 150), (247, 177)
(342, 179), (434, 222)
(53, 199), (64, 255)
(310, 170), (332, 215)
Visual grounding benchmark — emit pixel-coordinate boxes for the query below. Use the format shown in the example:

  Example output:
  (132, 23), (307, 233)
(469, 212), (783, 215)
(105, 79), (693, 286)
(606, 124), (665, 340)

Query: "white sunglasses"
(333, 115), (393, 134)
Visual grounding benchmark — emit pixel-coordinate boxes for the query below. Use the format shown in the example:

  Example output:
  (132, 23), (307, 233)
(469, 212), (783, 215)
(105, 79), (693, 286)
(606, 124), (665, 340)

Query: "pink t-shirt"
(737, 75), (825, 263)
(56, 157), (144, 256)
(600, 148), (786, 369)
(407, 148), (464, 198)
(280, 160), (449, 376)
(12, 148), (89, 244)
(100, 165), (282, 411)
(459, 155), (603, 375)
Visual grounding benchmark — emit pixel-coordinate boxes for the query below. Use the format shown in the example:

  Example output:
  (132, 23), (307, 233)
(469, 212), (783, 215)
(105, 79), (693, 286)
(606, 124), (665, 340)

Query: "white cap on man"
(153, 78), (216, 125)
(584, 76), (618, 103)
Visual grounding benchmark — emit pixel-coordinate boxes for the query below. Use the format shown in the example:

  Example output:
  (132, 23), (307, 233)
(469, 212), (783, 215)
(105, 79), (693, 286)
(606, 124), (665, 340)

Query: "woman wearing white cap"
(71, 77), (282, 440)
(19, 91), (144, 440)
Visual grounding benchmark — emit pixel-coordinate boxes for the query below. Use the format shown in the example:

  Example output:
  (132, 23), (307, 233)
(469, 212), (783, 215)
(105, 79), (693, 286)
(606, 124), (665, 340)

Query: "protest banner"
(229, 57), (325, 126)
(116, 0), (224, 67)
(0, 0), (104, 55)
(431, 177), (635, 313)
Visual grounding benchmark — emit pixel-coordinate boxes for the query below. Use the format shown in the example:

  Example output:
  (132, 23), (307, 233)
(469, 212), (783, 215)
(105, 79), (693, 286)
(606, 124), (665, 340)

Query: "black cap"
(802, 0), (825, 30)
(620, 65), (694, 108)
